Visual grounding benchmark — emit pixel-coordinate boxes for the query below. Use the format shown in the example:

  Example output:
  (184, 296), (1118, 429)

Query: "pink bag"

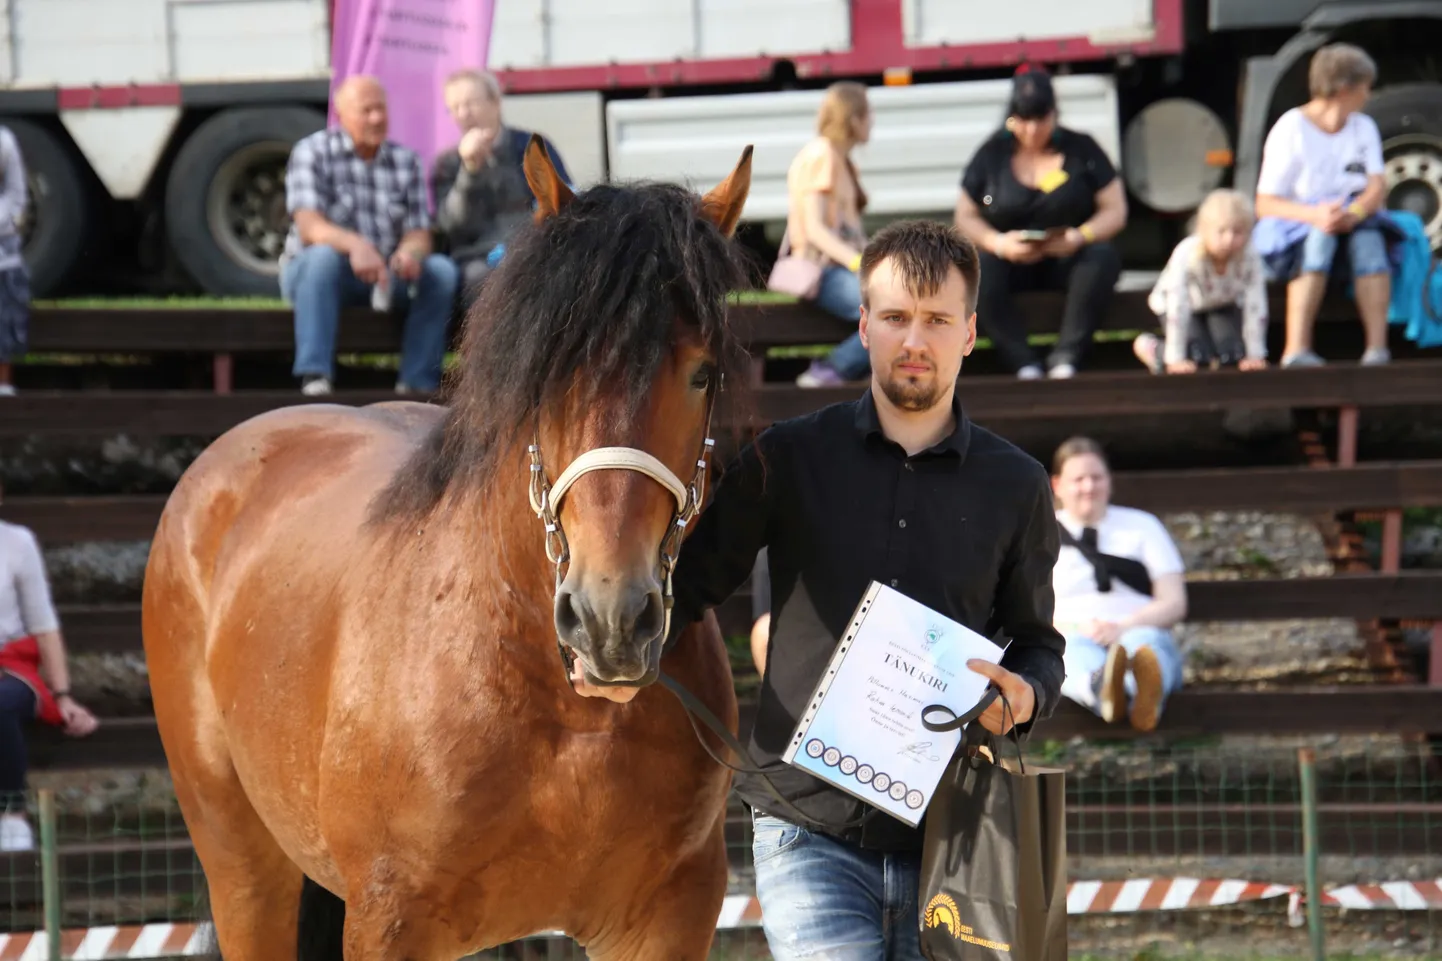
(766, 232), (823, 299)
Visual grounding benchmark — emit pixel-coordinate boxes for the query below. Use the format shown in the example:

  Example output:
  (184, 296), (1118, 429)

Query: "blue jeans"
(1264, 225), (1391, 282)
(0, 674), (35, 803)
(1059, 626), (1185, 718)
(809, 265), (870, 380)
(280, 245), (459, 390)
(752, 812), (923, 960)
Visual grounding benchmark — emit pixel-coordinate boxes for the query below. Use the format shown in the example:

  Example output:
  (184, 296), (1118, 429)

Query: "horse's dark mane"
(371, 179), (752, 523)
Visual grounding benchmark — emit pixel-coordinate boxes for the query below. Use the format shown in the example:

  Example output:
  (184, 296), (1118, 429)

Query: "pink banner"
(329, 0), (496, 175)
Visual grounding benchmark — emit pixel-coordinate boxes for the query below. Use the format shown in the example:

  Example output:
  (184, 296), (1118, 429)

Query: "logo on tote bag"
(924, 893), (1013, 952)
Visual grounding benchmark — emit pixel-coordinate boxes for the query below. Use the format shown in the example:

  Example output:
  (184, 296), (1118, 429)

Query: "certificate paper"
(781, 581), (1004, 826)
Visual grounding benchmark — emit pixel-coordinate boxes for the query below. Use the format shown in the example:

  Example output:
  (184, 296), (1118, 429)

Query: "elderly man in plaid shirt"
(280, 76), (460, 396)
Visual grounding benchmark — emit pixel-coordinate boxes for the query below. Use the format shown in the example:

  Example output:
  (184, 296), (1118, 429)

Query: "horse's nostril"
(634, 589), (664, 641)
(554, 590), (585, 642)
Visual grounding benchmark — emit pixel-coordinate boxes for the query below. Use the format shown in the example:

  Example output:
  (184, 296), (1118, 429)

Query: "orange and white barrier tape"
(4, 879), (1437, 959)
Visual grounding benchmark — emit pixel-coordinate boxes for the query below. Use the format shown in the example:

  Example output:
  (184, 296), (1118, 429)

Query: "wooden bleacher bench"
(10, 461), (1442, 545)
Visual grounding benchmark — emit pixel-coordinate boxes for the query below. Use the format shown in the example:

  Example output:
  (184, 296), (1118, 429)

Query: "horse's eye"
(690, 364), (716, 391)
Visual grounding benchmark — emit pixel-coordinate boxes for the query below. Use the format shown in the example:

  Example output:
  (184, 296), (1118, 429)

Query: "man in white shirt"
(1050, 438), (1188, 731)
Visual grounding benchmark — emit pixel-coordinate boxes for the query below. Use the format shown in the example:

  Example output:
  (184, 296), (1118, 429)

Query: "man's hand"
(389, 247), (424, 282)
(58, 696), (99, 738)
(459, 126), (498, 172)
(350, 241), (386, 284)
(568, 662), (641, 704)
(1313, 201), (1350, 235)
(966, 660), (1036, 735)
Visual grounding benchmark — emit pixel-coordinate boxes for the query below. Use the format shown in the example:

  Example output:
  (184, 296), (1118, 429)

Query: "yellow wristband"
(847, 253), (863, 272)
(1348, 202), (1368, 220)
(1078, 224), (1097, 244)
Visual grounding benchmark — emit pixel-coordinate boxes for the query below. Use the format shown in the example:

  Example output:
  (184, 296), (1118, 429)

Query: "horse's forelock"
(370, 180), (753, 525)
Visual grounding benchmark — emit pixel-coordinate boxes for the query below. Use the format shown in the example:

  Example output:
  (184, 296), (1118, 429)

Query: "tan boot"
(1130, 647), (1164, 732)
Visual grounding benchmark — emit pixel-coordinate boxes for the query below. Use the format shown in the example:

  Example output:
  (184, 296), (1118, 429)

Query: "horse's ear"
(523, 133), (575, 222)
(699, 145), (753, 238)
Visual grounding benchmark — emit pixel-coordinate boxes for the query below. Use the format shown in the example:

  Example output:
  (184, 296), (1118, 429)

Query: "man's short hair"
(1308, 43), (1377, 99)
(445, 68), (502, 103)
(859, 220), (981, 316)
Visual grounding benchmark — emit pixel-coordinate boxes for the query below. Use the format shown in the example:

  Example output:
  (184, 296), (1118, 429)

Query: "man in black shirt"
(576, 219), (1065, 959)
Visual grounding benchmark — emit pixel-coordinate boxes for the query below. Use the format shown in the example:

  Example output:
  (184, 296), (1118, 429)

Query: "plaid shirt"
(281, 128), (429, 264)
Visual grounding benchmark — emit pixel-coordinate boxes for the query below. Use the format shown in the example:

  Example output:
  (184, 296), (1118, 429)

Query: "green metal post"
(38, 789), (61, 961)
(1298, 748), (1325, 961)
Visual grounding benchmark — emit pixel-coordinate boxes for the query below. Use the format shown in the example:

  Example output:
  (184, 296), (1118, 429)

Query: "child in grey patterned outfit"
(0, 125), (28, 397)
(1135, 189), (1270, 374)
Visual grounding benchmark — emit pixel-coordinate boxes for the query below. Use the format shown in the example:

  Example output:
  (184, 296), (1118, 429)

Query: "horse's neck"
(448, 468), (557, 635)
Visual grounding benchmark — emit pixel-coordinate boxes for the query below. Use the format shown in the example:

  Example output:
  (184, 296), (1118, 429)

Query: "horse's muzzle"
(554, 578), (666, 684)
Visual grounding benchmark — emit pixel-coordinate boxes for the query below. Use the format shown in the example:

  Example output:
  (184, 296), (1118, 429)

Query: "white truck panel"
(59, 106), (180, 199)
(488, 0), (851, 70)
(16, 0), (171, 87)
(502, 91), (608, 189)
(170, 0), (330, 82)
(6, 0), (328, 88)
(606, 75), (1121, 223)
(0, 1), (13, 84)
(902, 0), (1156, 46)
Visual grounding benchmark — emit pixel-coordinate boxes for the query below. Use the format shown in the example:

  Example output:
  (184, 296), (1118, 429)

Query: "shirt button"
(890, 579), (899, 587)
(898, 519), (907, 529)
(904, 462), (914, 471)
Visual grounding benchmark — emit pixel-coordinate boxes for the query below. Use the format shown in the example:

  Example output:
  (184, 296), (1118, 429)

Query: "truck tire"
(1370, 83), (1442, 251)
(164, 105), (325, 296)
(0, 117), (92, 297)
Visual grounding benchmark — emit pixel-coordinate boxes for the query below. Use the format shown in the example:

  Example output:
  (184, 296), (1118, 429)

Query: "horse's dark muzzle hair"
(554, 577), (666, 682)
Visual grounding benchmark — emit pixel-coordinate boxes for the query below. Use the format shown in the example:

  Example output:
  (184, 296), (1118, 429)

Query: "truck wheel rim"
(1384, 134), (1442, 250)
(205, 141), (291, 278)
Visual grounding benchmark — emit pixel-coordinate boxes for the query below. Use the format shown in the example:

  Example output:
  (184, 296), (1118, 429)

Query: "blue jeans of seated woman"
(1263, 225), (1390, 282)
(1059, 626), (1185, 718)
(0, 674), (36, 811)
(809, 265), (871, 380)
(752, 812), (923, 960)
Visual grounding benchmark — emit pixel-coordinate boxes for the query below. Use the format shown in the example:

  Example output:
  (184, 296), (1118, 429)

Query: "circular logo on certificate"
(805, 739), (825, 758)
(855, 764), (874, 784)
(872, 772), (891, 793)
(906, 789), (925, 810)
(839, 756), (858, 775)
(889, 781), (908, 802)
(823, 747), (842, 767)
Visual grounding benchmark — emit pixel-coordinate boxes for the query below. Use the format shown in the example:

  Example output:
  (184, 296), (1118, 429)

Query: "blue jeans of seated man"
(809, 265), (871, 380)
(280, 245), (459, 390)
(1263, 225), (1390, 283)
(752, 812), (923, 960)
(1059, 625), (1185, 718)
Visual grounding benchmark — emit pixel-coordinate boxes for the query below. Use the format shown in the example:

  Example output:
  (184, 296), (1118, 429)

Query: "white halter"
(528, 447), (689, 518)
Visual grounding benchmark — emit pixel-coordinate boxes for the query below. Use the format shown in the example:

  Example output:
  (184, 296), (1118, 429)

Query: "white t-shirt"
(1052, 506), (1185, 626)
(1, 522), (59, 642)
(1256, 107), (1384, 205)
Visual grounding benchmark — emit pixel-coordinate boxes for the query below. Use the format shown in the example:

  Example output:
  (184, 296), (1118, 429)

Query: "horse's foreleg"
(587, 819), (729, 961)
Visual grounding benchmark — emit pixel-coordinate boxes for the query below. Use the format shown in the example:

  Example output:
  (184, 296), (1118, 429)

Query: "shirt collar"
(331, 127), (390, 163)
(853, 387), (972, 462)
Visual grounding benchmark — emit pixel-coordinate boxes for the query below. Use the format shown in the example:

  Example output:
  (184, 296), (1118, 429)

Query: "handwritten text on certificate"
(786, 584), (1003, 826)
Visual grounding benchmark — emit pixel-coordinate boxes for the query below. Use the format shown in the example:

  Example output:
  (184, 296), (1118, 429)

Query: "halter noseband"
(528, 388), (718, 687)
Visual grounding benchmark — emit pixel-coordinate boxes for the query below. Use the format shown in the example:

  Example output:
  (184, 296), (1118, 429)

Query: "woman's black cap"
(1008, 64), (1057, 120)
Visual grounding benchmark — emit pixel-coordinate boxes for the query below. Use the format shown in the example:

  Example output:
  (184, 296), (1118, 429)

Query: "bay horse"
(141, 137), (754, 960)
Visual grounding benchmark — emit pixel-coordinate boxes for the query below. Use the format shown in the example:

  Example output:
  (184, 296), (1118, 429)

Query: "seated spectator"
(0, 481), (99, 851)
(774, 81), (873, 388)
(1253, 43), (1391, 368)
(1050, 438), (1187, 732)
(280, 75), (459, 396)
(954, 66), (1126, 379)
(0, 124), (28, 398)
(431, 69), (571, 302)
(1134, 188), (1270, 374)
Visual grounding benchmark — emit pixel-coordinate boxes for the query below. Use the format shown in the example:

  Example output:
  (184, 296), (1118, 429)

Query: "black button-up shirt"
(669, 389), (1065, 852)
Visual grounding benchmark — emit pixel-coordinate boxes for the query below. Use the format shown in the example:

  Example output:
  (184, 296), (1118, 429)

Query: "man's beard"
(879, 357), (953, 412)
